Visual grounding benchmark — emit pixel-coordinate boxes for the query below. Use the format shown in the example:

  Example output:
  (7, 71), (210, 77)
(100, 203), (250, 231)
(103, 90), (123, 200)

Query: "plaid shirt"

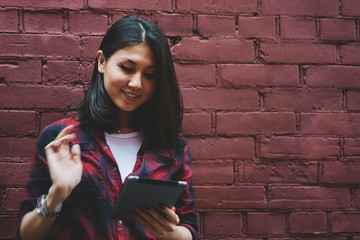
(16, 116), (197, 240)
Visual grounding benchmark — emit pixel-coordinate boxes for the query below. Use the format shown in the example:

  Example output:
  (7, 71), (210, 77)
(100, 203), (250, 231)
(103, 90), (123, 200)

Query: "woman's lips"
(122, 90), (139, 101)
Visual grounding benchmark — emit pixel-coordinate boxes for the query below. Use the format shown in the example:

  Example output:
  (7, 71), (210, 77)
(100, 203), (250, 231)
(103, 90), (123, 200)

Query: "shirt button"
(118, 220), (123, 225)
(112, 167), (117, 173)
(138, 158), (142, 162)
(104, 146), (109, 150)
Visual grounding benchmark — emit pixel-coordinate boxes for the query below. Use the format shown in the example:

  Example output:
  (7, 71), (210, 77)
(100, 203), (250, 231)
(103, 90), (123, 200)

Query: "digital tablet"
(111, 176), (187, 222)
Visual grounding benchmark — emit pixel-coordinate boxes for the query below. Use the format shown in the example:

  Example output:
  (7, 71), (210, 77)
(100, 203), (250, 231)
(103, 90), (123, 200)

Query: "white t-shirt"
(104, 131), (143, 180)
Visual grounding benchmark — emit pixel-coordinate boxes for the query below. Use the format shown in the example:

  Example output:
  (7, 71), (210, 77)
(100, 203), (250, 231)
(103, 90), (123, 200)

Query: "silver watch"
(36, 194), (62, 218)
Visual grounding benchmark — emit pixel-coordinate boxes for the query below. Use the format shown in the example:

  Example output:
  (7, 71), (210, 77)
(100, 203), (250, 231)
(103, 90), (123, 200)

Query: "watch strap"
(36, 194), (62, 218)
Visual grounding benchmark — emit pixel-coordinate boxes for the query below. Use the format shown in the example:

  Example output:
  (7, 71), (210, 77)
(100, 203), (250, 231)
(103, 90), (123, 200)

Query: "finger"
(158, 205), (180, 225)
(55, 125), (74, 140)
(133, 210), (162, 236)
(142, 206), (176, 233)
(45, 133), (76, 153)
(71, 144), (81, 164)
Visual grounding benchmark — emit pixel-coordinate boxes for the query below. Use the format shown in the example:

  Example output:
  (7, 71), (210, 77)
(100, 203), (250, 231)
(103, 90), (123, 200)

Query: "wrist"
(36, 194), (62, 218)
(46, 184), (67, 210)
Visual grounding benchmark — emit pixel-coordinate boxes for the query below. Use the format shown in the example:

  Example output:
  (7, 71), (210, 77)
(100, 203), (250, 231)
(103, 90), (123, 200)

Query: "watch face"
(36, 194), (62, 218)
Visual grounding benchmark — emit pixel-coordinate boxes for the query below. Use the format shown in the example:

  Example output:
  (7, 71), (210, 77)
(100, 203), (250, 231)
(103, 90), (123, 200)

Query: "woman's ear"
(97, 50), (105, 73)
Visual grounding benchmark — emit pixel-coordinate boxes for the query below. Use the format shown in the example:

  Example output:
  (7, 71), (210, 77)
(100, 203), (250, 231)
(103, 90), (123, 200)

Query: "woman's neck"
(115, 109), (134, 134)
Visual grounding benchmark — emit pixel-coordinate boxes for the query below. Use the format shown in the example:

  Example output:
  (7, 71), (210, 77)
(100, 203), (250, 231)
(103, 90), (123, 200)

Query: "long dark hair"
(77, 16), (183, 149)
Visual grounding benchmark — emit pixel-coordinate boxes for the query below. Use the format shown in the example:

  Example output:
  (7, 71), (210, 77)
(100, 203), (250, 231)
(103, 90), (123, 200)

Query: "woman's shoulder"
(39, 115), (80, 142)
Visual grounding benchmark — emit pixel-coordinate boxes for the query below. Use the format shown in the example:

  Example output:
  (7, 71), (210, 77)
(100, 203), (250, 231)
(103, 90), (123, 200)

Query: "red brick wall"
(1, 0), (360, 239)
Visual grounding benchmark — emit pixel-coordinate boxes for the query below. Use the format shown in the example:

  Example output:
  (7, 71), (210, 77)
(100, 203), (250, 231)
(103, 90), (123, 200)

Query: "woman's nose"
(128, 72), (142, 89)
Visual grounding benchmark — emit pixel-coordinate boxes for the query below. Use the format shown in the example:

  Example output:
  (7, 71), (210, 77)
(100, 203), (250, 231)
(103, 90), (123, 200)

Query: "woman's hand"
(44, 125), (83, 209)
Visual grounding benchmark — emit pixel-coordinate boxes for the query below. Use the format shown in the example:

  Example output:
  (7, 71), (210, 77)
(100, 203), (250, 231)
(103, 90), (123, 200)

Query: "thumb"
(71, 144), (82, 164)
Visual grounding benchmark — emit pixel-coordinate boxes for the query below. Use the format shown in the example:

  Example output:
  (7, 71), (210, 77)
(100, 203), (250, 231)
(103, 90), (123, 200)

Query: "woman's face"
(97, 44), (157, 112)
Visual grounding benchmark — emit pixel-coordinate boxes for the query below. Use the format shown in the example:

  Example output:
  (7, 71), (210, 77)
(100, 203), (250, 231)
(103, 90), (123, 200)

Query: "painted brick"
(344, 138), (360, 156)
(197, 15), (235, 37)
(0, 0), (83, 9)
(88, 0), (171, 11)
(175, 64), (215, 87)
(0, 60), (42, 83)
(182, 88), (258, 111)
(260, 136), (339, 159)
(0, 10), (18, 32)
(269, 187), (350, 209)
(0, 85), (83, 110)
(112, 13), (152, 24)
(261, 42), (336, 64)
(0, 162), (30, 185)
(5, 188), (26, 211)
(204, 213), (242, 236)
(188, 137), (254, 159)
(247, 213), (286, 235)
(195, 186), (266, 209)
(355, 189), (360, 208)
(183, 112), (211, 136)
(331, 213), (360, 233)
(156, 14), (193, 36)
(69, 12), (108, 35)
(342, 0), (360, 16)
(219, 64), (299, 87)
(341, 44), (360, 65)
(0, 216), (17, 239)
(280, 17), (316, 40)
(177, 0), (258, 14)
(263, 88), (342, 111)
(289, 212), (326, 234)
(0, 111), (37, 136)
(0, 137), (36, 159)
(301, 113), (360, 135)
(217, 112), (296, 135)
(306, 65), (360, 87)
(82, 36), (102, 59)
(44, 60), (93, 85)
(320, 19), (356, 41)
(237, 161), (318, 184)
(262, 0), (339, 16)
(174, 38), (254, 63)
(348, 91), (360, 111)
(238, 16), (276, 39)
(193, 161), (233, 185)
(321, 162), (360, 184)
(24, 11), (63, 33)
(0, 34), (80, 58)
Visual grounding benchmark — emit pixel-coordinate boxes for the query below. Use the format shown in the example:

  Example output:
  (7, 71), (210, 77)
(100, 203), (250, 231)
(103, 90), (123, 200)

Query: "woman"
(17, 16), (197, 240)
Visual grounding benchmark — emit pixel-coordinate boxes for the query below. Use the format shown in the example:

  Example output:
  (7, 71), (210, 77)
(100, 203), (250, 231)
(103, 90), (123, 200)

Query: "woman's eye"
(120, 64), (132, 72)
(144, 72), (157, 79)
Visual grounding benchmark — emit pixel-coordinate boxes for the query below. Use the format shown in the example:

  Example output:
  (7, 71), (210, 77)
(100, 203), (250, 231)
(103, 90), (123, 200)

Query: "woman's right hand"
(44, 125), (83, 209)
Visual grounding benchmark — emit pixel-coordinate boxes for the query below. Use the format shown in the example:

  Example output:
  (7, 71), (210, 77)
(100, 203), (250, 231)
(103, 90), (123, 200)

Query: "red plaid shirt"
(16, 116), (197, 240)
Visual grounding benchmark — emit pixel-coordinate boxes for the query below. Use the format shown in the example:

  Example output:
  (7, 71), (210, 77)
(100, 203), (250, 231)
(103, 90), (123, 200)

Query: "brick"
(5, 188), (26, 211)
(182, 88), (258, 111)
(342, 0), (360, 16)
(198, 15), (235, 37)
(301, 113), (360, 135)
(175, 64), (216, 87)
(156, 14), (193, 36)
(247, 213), (285, 235)
(88, 0), (171, 11)
(0, 10), (18, 32)
(217, 112), (296, 135)
(189, 137), (254, 159)
(344, 138), (360, 156)
(0, 60), (41, 83)
(269, 186), (350, 209)
(44, 60), (93, 85)
(0, 216), (17, 239)
(261, 43), (336, 64)
(355, 189), (360, 208)
(306, 65), (360, 87)
(321, 162), (360, 184)
(348, 91), (360, 111)
(0, 111), (36, 136)
(82, 36), (103, 59)
(112, 13), (152, 24)
(0, 34), (80, 58)
(280, 17), (316, 40)
(331, 213), (360, 233)
(183, 112), (211, 136)
(174, 38), (254, 63)
(219, 64), (299, 87)
(0, 162), (30, 185)
(341, 44), (360, 65)
(320, 19), (356, 41)
(204, 213), (241, 236)
(177, 0), (258, 14)
(193, 161), (233, 185)
(24, 11), (63, 33)
(0, 85), (83, 110)
(289, 212), (326, 234)
(260, 136), (339, 159)
(0, 137), (36, 159)
(0, 0), (83, 9)
(237, 161), (318, 184)
(262, 0), (338, 16)
(195, 186), (266, 209)
(238, 17), (276, 39)
(263, 89), (342, 111)
(69, 12), (108, 35)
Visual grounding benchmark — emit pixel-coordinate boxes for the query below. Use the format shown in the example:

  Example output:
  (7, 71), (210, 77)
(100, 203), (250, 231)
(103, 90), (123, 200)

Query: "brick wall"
(0, 0), (360, 239)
